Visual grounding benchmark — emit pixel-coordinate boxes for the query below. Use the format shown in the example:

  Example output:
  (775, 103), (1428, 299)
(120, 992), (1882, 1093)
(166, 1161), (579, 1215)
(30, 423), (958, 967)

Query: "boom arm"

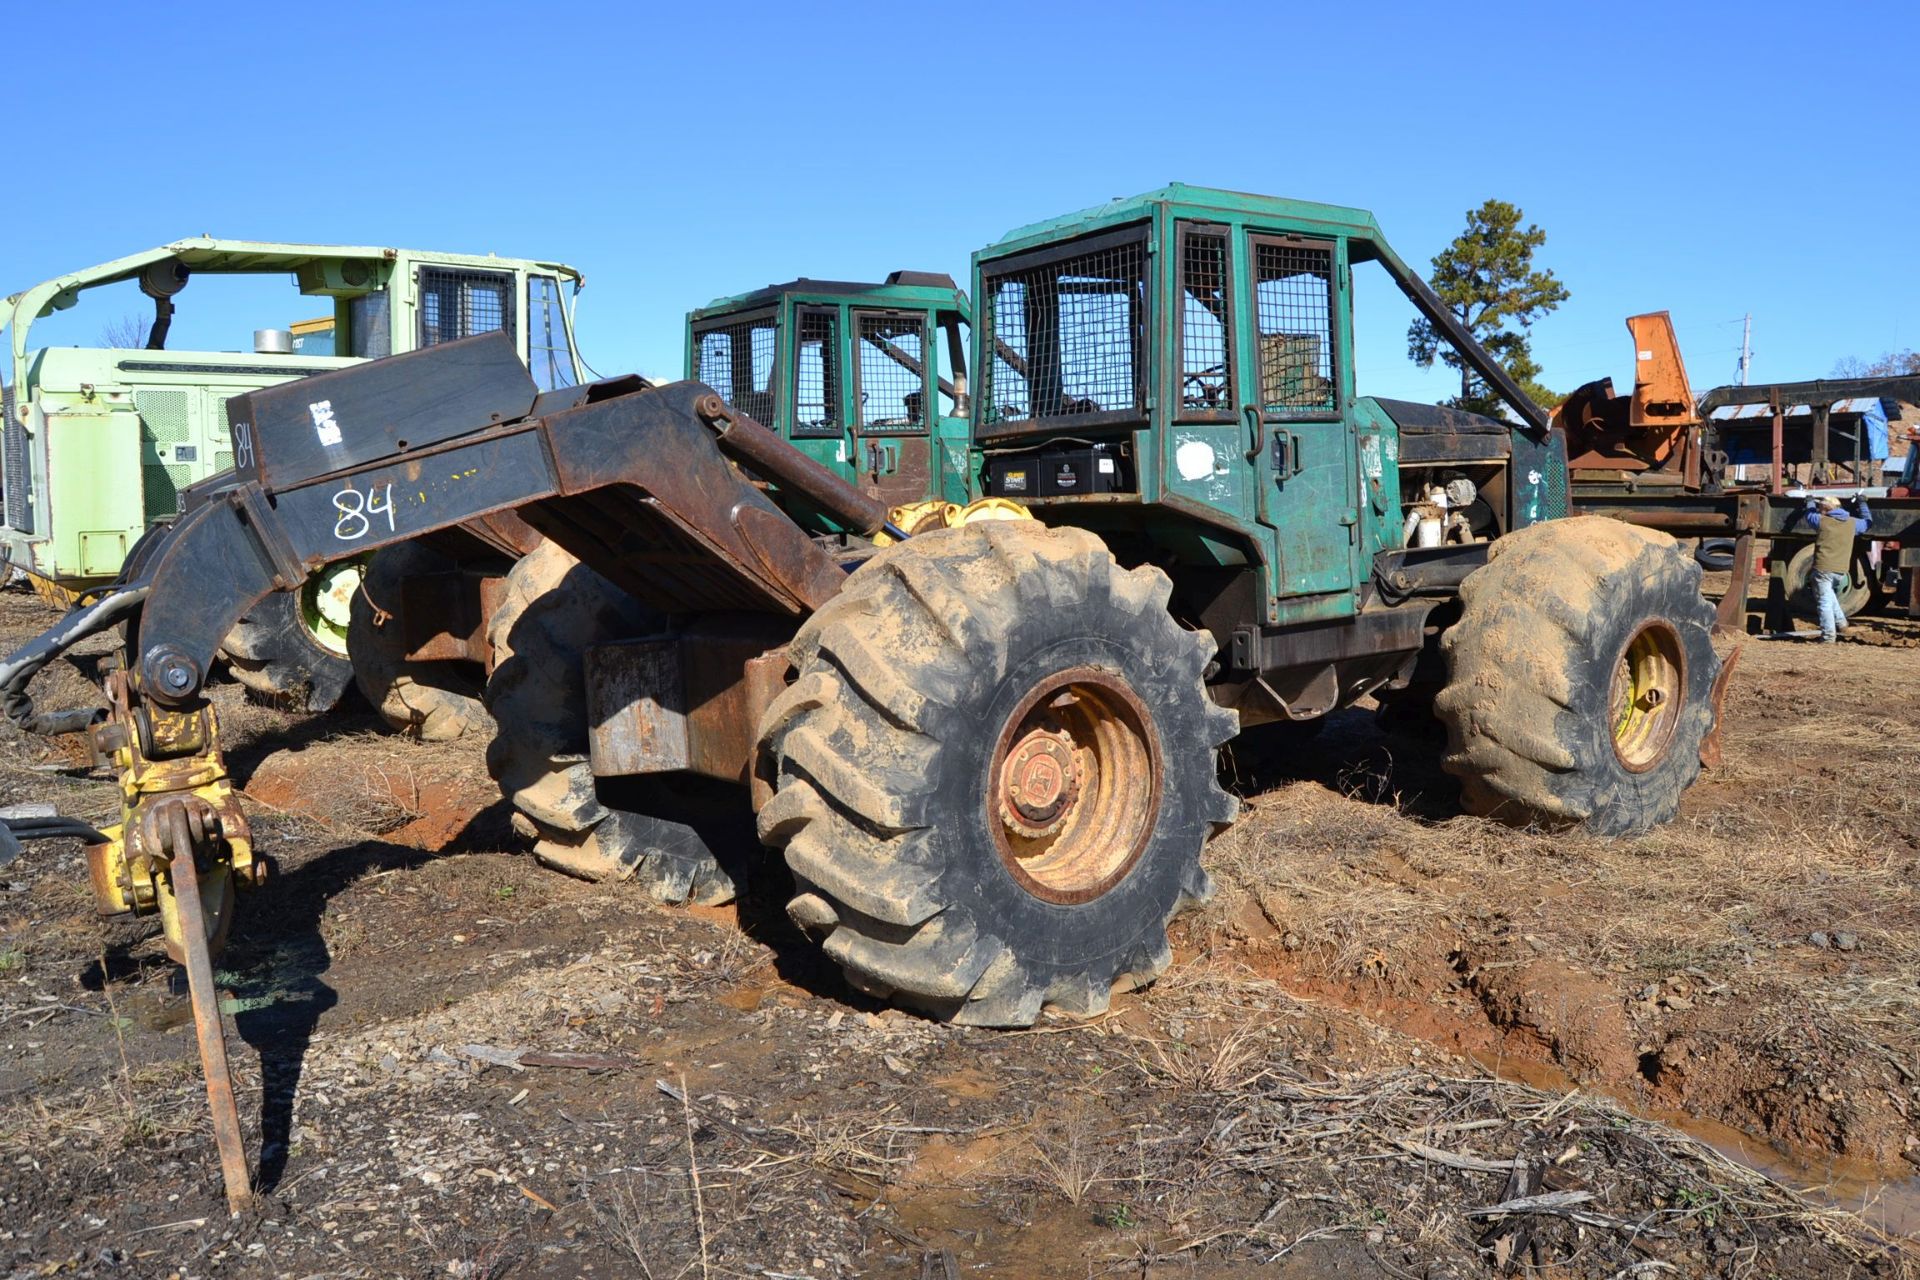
(119, 331), (888, 708)
(1361, 237), (1552, 439)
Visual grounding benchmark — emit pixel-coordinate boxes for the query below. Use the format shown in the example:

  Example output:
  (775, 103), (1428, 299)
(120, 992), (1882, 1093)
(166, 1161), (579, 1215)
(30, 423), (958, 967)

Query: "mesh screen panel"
(133, 389), (191, 442)
(1254, 240), (1335, 414)
(143, 463), (191, 521)
(418, 268), (513, 349)
(857, 314), (929, 431)
(1179, 230), (1232, 415)
(694, 316), (778, 427)
(983, 235), (1145, 426)
(350, 291), (393, 358)
(792, 310), (839, 437)
(2, 383), (27, 534)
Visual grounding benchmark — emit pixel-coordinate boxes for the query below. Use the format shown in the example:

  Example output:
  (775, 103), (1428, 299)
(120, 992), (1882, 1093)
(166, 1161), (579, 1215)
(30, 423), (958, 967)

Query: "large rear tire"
(483, 540), (740, 905)
(347, 542), (487, 742)
(756, 521), (1238, 1027)
(1435, 517), (1719, 836)
(222, 562), (362, 712)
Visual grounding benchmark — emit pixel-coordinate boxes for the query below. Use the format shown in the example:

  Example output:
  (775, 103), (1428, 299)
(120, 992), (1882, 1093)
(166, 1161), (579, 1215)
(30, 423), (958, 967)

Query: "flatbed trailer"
(1573, 486), (1920, 633)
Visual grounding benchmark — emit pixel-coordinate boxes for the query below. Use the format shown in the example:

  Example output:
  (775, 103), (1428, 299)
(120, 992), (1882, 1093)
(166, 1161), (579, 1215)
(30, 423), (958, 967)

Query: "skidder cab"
(685, 271), (975, 511)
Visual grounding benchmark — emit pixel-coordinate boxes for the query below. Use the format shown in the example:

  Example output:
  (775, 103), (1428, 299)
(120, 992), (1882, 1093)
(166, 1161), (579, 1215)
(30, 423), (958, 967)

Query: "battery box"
(986, 443), (1130, 499)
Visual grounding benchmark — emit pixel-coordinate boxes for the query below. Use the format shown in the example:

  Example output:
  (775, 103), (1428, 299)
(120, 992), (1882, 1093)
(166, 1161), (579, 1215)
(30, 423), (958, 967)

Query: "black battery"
(1039, 445), (1126, 496)
(986, 453), (1038, 498)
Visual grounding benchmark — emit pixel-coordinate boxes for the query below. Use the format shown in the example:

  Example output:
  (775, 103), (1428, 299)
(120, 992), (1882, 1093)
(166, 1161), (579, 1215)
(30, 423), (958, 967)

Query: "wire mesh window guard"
(1179, 228), (1233, 417)
(349, 291), (391, 359)
(1254, 239), (1336, 415)
(857, 313), (930, 432)
(527, 276), (577, 393)
(793, 310), (839, 437)
(983, 233), (1146, 427)
(2, 383), (28, 535)
(694, 315), (778, 426)
(417, 268), (513, 349)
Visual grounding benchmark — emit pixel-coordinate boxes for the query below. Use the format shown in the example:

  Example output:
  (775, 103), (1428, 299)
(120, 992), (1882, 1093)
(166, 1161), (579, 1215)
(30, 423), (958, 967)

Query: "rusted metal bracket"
(1698, 643), (1744, 770)
(154, 797), (252, 1214)
(1713, 531), (1755, 637)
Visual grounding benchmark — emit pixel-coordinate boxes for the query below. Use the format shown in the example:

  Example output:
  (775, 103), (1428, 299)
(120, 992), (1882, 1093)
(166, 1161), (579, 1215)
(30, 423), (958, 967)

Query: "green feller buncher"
(1, 186), (1732, 1210)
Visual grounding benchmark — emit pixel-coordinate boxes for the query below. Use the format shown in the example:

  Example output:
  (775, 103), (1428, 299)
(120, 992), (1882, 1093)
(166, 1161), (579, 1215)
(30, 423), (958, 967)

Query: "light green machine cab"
(1, 238), (586, 707)
(684, 271), (974, 517)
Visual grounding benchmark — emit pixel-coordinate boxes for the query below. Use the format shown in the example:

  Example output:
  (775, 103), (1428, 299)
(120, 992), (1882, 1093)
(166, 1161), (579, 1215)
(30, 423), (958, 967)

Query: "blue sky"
(7, 0), (1916, 402)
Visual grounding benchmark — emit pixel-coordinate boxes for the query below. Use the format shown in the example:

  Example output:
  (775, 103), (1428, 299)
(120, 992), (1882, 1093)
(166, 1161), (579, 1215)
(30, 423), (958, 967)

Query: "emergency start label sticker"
(309, 399), (343, 447)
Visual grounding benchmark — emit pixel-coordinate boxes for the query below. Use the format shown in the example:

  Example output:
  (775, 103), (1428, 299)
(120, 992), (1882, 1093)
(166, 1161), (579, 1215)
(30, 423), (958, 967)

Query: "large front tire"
(756, 522), (1238, 1027)
(483, 540), (740, 905)
(1435, 517), (1719, 836)
(222, 563), (362, 712)
(347, 542), (487, 742)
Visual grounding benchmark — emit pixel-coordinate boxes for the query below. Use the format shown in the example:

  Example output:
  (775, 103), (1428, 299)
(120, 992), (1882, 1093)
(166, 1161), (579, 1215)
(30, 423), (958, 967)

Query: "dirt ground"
(4, 581), (1920, 1279)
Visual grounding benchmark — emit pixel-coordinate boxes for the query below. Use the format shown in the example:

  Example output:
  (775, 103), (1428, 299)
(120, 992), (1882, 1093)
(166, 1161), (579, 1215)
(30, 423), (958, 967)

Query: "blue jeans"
(1812, 569), (1849, 638)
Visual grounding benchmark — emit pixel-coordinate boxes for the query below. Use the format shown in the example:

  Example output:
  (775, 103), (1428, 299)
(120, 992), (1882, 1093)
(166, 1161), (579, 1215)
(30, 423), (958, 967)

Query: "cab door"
(1238, 232), (1358, 614)
(849, 308), (935, 508)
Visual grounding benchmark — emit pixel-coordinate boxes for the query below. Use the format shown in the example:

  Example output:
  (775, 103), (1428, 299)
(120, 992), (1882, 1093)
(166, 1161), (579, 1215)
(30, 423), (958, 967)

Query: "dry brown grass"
(1200, 745), (1920, 1056)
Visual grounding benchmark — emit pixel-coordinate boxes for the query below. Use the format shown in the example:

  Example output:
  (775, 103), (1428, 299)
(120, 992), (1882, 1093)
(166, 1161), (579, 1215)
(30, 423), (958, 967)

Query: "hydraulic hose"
(0, 583), (149, 735)
(0, 815), (111, 869)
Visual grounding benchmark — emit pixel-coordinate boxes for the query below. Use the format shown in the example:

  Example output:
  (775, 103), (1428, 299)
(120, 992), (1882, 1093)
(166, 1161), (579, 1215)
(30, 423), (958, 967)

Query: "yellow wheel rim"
(1610, 622), (1685, 771)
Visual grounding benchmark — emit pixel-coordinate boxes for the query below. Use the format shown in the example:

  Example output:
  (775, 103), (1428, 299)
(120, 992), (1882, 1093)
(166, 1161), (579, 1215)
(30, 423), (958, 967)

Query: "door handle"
(1242, 404), (1263, 461)
(1285, 430), (1305, 477)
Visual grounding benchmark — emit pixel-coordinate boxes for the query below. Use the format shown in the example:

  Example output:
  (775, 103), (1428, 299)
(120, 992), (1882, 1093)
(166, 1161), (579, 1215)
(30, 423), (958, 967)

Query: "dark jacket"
(1806, 502), (1870, 574)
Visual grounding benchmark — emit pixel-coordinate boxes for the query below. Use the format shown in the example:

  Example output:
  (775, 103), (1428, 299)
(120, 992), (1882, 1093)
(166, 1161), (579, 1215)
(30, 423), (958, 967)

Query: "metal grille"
(857, 313), (929, 432)
(143, 463), (191, 521)
(2, 383), (28, 534)
(215, 449), (234, 473)
(1254, 240), (1335, 414)
(350, 291), (393, 358)
(792, 310), (839, 437)
(418, 268), (513, 349)
(134, 389), (191, 442)
(694, 316), (778, 427)
(1179, 229), (1232, 415)
(983, 235), (1145, 426)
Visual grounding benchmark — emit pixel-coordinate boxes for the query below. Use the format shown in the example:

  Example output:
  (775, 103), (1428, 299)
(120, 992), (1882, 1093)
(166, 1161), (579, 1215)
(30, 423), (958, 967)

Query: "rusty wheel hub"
(999, 727), (1082, 838)
(989, 668), (1161, 904)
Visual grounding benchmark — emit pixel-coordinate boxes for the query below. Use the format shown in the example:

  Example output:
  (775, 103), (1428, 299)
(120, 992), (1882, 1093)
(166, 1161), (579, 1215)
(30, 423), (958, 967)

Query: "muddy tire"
(483, 540), (740, 905)
(223, 565), (361, 712)
(1435, 516), (1719, 836)
(757, 521), (1238, 1027)
(347, 543), (486, 742)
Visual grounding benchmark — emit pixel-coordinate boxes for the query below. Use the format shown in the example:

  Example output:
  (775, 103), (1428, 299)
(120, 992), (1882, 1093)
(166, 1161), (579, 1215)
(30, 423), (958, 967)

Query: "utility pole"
(1736, 313), (1752, 386)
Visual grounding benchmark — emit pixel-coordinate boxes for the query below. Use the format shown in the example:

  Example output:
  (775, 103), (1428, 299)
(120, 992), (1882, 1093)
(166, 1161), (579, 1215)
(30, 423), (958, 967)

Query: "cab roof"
(690, 270), (965, 323)
(980, 182), (1386, 260)
(5, 236), (582, 310)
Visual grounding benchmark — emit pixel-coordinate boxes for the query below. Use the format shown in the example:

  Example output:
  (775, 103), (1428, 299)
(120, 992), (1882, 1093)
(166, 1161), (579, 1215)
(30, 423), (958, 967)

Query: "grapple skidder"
(2, 186), (1734, 1212)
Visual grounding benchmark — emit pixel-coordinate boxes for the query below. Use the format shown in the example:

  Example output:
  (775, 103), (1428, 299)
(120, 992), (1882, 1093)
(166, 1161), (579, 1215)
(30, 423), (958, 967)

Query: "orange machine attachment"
(1553, 311), (1704, 484)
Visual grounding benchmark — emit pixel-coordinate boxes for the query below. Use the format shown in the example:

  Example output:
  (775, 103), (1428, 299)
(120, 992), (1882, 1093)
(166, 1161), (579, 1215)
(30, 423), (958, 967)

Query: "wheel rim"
(989, 666), (1160, 904)
(302, 560), (364, 658)
(1609, 622), (1685, 771)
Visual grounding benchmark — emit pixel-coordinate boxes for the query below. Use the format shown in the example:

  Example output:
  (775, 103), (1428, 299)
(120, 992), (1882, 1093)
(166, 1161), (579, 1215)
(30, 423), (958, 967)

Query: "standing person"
(1804, 495), (1871, 642)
